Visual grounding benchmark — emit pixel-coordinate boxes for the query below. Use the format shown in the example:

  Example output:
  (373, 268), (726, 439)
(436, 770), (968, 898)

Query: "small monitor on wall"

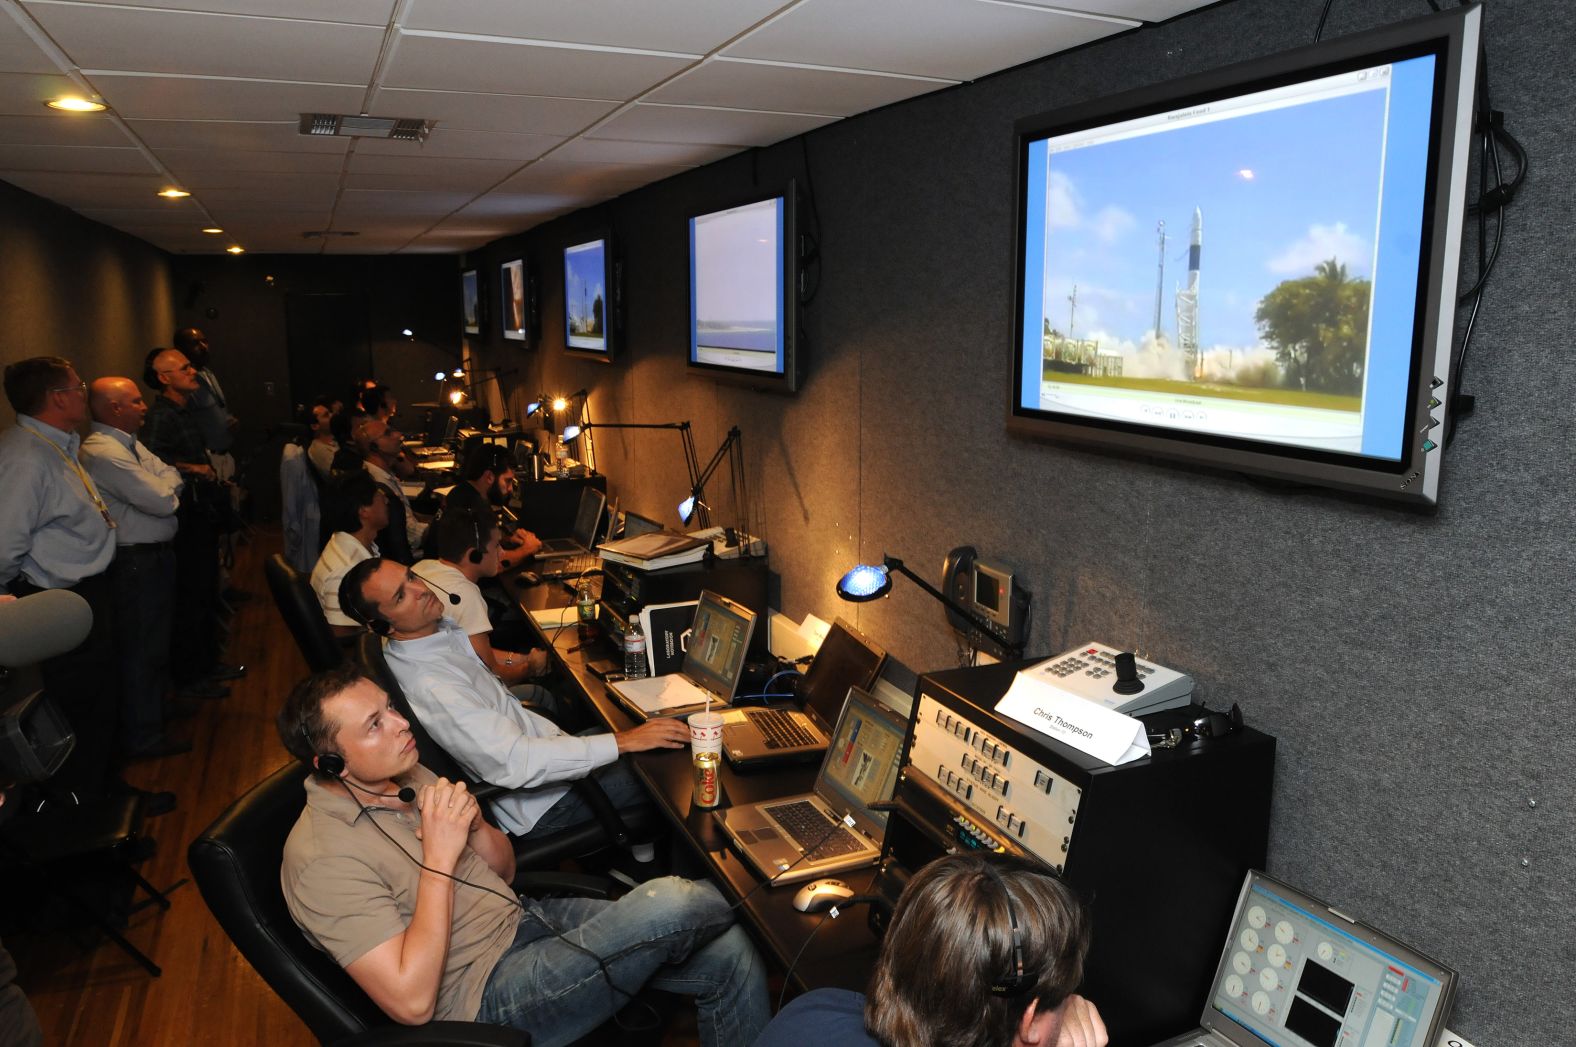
(500, 258), (532, 344)
(687, 182), (803, 393)
(1009, 6), (1481, 506)
(563, 234), (615, 362)
(461, 268), (481, 335)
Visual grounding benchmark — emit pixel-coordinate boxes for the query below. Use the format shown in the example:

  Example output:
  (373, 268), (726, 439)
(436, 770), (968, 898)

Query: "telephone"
(942, 546), (1030, 659)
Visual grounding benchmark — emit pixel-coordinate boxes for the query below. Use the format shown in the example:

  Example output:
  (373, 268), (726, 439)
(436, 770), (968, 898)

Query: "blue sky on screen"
(695, 200), (778, 325)
(1043, 87), (1388, 351)
(565, 240), (605, 325)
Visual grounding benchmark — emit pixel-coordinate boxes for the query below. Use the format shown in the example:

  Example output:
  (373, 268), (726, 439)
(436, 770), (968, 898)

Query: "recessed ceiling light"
(226, 245), (245, 255)
(158, 188), (191, 199)
(201, 227), (223, 234)
(46, 96), (107, 113)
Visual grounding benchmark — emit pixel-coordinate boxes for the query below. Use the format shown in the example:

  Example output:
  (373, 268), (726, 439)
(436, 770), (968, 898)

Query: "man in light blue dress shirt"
(81, 377), (189, 761)
(0, 357), (119, 795)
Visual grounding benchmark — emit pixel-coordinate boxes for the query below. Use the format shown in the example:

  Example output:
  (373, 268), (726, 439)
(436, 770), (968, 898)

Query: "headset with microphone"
(467, 514), (486, 566)
(341, 562), (462, 636)
(980, 860), (1030, 998)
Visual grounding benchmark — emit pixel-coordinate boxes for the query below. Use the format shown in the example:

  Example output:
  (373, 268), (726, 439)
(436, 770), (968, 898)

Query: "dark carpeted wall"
(462, 2), (1570, 1041)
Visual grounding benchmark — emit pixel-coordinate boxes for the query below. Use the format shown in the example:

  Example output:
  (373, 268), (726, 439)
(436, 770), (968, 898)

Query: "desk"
(508, 572), (883, 993)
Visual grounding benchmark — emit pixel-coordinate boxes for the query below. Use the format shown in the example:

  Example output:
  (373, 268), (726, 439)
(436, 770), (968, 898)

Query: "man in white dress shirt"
(355, 417), (424, 565)
(311, 471), (387, 637)
(80, 377), (189, 760)
(339, 557), (687, 840)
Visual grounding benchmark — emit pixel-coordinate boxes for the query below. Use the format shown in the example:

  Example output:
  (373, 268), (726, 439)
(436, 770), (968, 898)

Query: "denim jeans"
(521, 751), (647, 840)
(475, 877), (768, 1047)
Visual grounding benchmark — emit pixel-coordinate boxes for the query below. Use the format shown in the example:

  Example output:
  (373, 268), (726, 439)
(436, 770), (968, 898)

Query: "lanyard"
(24, 427), (116, 530)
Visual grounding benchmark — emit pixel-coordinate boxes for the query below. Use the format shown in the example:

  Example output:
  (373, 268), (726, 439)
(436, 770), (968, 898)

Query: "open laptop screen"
(1203, 872), (1454, 1047)
(570, 488), (606, 548)
(682, 591), (755, 700)
(798, 618), (887, 725)
(817, 687), (905, 832)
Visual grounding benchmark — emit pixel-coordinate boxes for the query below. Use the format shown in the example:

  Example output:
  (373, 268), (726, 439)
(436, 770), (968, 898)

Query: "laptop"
(607, 590), (756, 720)
(714, 686), (907, 886)
(621, 510), (664, 539)
(720, 617), (888, 769)
(536, 487), (607, 560)
(1150, 870), (1456, 1047)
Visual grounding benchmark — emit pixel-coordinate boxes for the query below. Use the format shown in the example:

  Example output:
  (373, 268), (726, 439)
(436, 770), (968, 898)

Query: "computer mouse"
(521, 571), (540, 585)
(792, 878), (855, 913)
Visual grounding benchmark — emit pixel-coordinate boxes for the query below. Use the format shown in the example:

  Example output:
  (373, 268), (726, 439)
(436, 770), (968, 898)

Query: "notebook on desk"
(721, 617), (888, 768)
(1148, 869), (1456, 1047)
(607, 590), (755, 720)
(714, 686), (906, 886)
(536, 487), (606, 563)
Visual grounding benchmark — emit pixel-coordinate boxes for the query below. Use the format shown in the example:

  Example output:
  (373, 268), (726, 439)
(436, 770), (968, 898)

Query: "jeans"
(521, 756), (646, 840)
(109, 545), (176, 750)
(475, 877), (768, 1047)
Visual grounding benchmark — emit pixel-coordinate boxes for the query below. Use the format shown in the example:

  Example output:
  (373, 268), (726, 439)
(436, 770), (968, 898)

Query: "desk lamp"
(835, 555), (1025, 657)
(679, 426), (746, 536)
(561, 420), (699, 488)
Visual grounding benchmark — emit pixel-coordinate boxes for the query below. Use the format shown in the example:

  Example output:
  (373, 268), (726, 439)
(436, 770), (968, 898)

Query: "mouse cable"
(723, 811), (863, 914)
(776, 896), (881, 1012)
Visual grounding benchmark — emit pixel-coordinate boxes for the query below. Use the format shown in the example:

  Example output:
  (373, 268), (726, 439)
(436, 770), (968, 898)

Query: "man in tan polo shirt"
(275, 665), (767, 1044)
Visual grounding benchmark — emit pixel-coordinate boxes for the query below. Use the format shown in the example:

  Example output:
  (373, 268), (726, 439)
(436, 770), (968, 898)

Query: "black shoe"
(209, 663), (247, 681)
(180, 681), (230, 700)
(108, 781), (178, 817)
(120, 735), (194, 762)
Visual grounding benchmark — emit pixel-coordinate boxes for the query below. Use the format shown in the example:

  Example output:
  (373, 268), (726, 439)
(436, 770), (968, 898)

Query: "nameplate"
(994, 673), (1150, 766)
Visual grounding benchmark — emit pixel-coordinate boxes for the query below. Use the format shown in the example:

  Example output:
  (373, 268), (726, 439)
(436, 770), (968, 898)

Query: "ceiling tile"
(383, 31), (693, 99)
(499, 155), (690, 197)
(87, 74), (365, 121)
(0, 10), (57, 74)
(28, 3), (386, 84)
(0, 113), (133, 147)
(649, 57), (953, 118)
(550, 136), (738, 167)
(0, 71), (82, 117)
(159, 146), (345, 176)
(1010, 0), (1209, 20)
(723, 0), (1134, 81)
(452, 191), (583, 218)
(402, 0), (790, 54)
(0, 143), (158, 173)
(347, 152), (520, 179)
(342, 168), (510, 193)
(18, 1), (399, 24)
(195, 184), (339, 209)
(371, 88), (617, 137)
(76, 205), (214, 226)
(210, 208), (333, 232)
(0, 167), (177, 206)
(353, 127), (563, 162)
(335, 187), (474, 216)
(177, 170), (342, 194)
(127, 119), (350, 153)
(588, 102), (835, 147)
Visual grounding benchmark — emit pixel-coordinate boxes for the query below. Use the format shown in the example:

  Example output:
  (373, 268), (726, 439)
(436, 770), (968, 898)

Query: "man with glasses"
(0, 357), (120, 797)
(143, 348), (241, 701)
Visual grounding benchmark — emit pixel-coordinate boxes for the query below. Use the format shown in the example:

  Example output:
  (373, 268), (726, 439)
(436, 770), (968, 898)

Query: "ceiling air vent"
(298, 113), (433, 142)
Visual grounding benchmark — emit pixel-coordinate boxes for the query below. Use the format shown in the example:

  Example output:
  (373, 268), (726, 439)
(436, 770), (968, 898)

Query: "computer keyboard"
(764, 800), (864, 860)
(747, 708), (816, 750)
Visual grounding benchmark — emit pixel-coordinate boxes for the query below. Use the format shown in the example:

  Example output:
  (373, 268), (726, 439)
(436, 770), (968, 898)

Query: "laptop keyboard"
(541, 554), (599, 579)
(765, 800), (864, 860)
(747, 708), (816, 749)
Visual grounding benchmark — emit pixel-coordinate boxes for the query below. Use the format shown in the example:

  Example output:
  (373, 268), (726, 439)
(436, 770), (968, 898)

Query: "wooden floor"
(12, 526), (319, 1046)
(11, 525), (707, 1046)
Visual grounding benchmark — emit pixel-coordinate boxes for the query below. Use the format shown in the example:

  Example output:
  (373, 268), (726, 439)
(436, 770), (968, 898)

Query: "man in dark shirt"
(142, 348), (237, 698)
(427, 443), (541, 569)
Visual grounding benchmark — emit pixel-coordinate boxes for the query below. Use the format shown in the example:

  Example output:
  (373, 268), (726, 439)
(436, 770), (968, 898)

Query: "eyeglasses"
(49, 381), (87, 396)
(1147, 702), (1243, 750)
(156, 364), (197, 376)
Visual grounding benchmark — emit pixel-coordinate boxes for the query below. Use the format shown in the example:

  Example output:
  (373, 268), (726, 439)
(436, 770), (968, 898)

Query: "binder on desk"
(598, 532), (710, 571)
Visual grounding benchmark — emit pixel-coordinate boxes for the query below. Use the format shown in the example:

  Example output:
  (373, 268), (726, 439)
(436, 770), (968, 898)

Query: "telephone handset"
(942, 546), (1030, 659)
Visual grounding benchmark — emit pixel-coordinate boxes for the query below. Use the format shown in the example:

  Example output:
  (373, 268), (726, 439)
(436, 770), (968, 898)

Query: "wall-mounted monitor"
(500, 258), (532, 344)
(563, 234), (615, 362)
(461, 268), (481, 335)
(687, 182), (803, 393)
(1009, 6), (1480, 506)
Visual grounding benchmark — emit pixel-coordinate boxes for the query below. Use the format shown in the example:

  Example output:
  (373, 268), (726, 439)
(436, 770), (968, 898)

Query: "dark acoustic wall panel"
(468, 2), (1571, 1041)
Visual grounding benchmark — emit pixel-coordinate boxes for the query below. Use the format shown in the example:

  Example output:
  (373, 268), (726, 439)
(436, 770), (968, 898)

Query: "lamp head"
(552, 396), (569, 412)
(451, 367), (464, 378)
(836, 562), (893, 602)
(561, 424), (581, 442)
(402, 328), (414, 338)
(526, 400), (541, 416)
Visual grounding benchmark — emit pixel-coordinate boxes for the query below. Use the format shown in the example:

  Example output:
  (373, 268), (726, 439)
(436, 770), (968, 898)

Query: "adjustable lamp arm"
(863, 555), (1026, 658)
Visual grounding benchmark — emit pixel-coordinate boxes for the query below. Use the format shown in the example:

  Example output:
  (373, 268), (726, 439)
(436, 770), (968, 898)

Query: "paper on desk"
(529, 606), (576, 628)
(994, 672), (1150, 765)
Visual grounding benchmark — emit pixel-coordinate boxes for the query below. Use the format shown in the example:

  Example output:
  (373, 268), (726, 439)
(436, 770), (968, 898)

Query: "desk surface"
(508, 572), (882, 993)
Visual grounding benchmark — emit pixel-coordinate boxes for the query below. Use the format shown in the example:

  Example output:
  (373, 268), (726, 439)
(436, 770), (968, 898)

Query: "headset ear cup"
(468, 517), (485, 564)
(370, 617), (391, 636)
(317, 751), (345, 777)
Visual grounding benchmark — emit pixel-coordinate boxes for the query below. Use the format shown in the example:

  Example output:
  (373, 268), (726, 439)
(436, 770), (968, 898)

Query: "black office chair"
(188, 762), (528, 1047)
(354, 634), (654, 868)
(266, 552), (347, 672)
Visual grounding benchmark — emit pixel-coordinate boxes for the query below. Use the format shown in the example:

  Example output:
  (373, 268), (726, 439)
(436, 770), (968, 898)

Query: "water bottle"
(623, 619), (648, 679)
(554, 438), (569, 477)
(575, 580), (599, 644)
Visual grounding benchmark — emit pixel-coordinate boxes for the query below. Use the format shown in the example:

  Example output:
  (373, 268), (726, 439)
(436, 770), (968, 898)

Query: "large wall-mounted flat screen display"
(688, 183), (802, 393)
(563, 234), (614, 361)
(1009, 6), (1481, 506)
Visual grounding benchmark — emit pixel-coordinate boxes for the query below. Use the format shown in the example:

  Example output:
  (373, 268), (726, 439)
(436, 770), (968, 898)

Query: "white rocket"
(1176, 207), (1201, 380)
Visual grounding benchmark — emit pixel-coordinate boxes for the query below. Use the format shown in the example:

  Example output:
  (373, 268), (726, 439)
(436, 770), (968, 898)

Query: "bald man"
(80, 377), (191, 760)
